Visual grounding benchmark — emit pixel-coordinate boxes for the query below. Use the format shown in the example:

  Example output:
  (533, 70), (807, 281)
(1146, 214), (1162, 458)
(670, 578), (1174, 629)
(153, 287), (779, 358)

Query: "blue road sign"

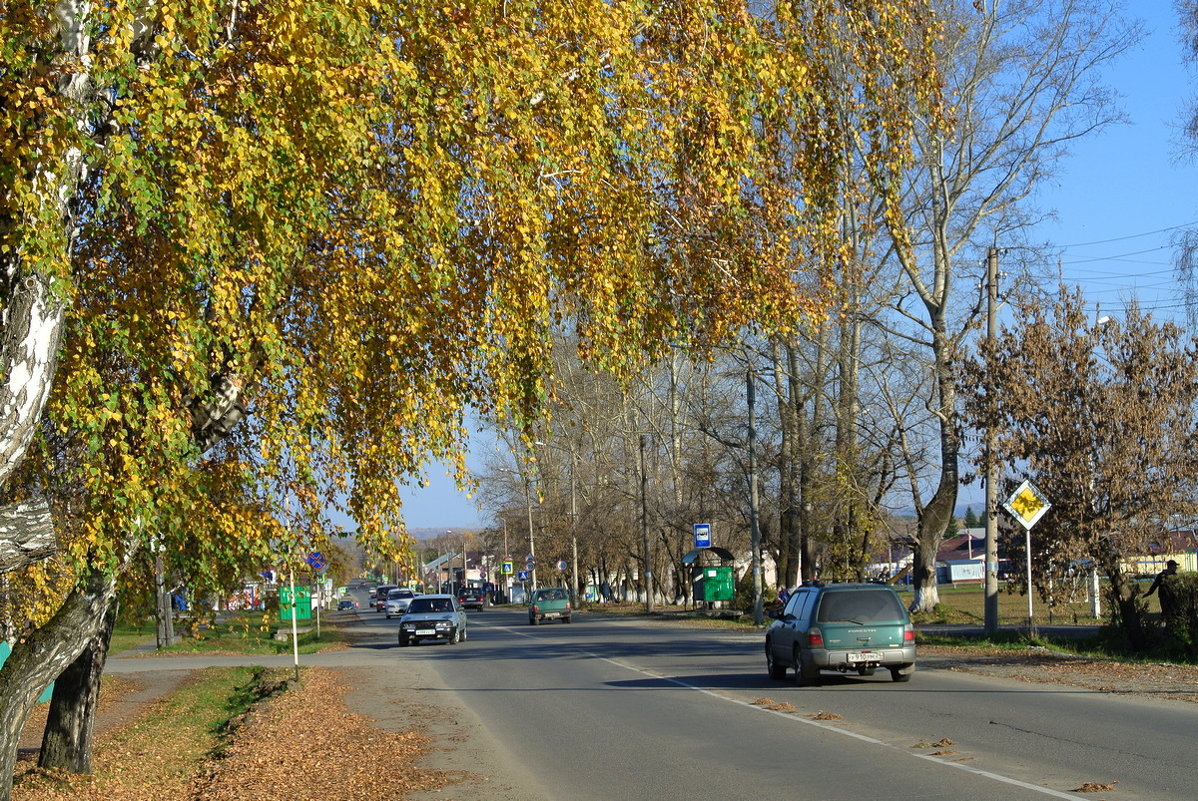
(517, 570), (530, 582)
(306, 551), (328, 571)
(694, 523), (712, 548)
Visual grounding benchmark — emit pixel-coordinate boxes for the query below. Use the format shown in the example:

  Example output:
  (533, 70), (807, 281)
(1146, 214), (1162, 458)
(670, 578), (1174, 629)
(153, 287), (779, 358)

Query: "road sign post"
(1003, 480), (1051, 636)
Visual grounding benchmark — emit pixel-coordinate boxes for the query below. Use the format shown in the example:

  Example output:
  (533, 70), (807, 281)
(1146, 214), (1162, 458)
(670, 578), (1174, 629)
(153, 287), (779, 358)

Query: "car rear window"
(816, 589), (906, 624)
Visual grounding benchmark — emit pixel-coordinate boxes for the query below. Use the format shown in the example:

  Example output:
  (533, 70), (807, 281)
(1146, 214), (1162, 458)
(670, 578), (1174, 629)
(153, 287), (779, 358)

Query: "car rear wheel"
(890, 665), (913, 682)
(793, 648), (820, 687)
(562, 616), (571, 624)
(529, 616), (539, 625)
(398, 635), (410, 647)
(766, 642), (787, 680)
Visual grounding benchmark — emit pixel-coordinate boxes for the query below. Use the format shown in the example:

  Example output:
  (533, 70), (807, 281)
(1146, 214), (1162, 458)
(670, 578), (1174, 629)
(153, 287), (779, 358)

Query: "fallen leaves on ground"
(187, 668), (455, 800)
(14, 668), (456, 801)
(1073, 781), (1118, 792)
(750, 697), (796, 712)
(911, 737), (955, 749)
(807, 711), (843, 720)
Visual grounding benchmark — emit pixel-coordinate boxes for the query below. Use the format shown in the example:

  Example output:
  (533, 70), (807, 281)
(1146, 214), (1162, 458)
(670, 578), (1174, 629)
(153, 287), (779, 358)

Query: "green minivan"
(765, 582), (916, 686)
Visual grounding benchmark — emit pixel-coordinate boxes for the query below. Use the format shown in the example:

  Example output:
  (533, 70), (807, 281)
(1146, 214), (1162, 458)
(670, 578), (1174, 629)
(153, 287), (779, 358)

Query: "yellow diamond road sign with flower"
(1004, 480), (1051, 530)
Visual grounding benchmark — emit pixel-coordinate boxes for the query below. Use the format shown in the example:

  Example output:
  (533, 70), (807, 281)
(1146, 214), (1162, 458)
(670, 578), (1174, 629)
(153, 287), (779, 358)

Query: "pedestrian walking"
(1145, 559), (1180, 623)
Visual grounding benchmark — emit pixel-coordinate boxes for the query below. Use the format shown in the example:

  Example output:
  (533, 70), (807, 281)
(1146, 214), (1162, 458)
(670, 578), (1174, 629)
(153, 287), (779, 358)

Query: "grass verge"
(160, 613), (350, 656)
(107, 626), (156, 656)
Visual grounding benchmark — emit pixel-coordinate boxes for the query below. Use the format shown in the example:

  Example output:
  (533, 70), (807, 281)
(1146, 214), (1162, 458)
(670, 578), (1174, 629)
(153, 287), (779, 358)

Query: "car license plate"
(847, 651), (878, 664)
(416, 629), (435, 636)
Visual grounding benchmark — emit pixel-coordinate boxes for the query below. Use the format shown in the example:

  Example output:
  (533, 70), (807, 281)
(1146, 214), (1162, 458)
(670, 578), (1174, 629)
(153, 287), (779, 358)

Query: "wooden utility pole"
(984, 245), (1000, 636)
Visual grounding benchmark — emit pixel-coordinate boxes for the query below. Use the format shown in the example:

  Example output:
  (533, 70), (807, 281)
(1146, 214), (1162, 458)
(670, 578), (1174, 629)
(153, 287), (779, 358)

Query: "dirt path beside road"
(921, 644), (1198, 703)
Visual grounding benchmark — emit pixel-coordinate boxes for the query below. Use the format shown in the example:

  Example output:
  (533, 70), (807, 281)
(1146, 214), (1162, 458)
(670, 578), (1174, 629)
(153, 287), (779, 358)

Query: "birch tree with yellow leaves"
(0, 1), (941, 793)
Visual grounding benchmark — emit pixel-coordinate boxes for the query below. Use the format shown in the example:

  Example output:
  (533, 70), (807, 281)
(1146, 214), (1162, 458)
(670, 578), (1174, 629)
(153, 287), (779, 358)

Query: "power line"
(1065, 265), (1174, 277)
(1062, 245), (1170, 265)
(1058, 220), (1198, 249)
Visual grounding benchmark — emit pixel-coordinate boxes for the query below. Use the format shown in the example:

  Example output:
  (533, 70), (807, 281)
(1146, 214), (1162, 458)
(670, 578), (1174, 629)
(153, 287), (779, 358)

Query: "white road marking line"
(493, 622), (1082, 800)
(594, 655), (1085, 800)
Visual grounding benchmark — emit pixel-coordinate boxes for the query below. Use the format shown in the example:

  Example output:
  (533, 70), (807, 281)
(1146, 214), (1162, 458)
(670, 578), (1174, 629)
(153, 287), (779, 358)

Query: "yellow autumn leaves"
(1, 0), (941, 581)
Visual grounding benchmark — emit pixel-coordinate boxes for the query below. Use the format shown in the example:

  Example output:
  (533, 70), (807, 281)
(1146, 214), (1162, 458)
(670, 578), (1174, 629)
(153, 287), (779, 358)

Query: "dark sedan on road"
(457, 587), (486, 611)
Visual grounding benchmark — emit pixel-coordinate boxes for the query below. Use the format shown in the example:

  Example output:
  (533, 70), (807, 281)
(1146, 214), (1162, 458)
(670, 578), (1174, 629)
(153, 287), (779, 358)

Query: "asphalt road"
(106, 598), (1197, 801)
(361, 604), (1195, 801)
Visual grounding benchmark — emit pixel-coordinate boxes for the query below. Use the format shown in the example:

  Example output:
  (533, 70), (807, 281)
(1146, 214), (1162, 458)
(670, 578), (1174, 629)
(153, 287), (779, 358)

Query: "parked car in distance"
(337, 599), (358, 611)
(373, 584), (397, 612)
(457, 587), (486, 611)
(528, 587), (571, 625)
(398, 594), (467, 645)
(765, 582), (915, 686)
(384, 587), (417, 619)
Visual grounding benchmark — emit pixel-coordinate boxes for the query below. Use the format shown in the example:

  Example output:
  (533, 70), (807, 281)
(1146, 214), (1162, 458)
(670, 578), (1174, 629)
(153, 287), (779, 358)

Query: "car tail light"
(807, 627), (823, 647)
(904, 623), (916, 643)
(531, 604), (539, 613)
(565, 602), (571, 611)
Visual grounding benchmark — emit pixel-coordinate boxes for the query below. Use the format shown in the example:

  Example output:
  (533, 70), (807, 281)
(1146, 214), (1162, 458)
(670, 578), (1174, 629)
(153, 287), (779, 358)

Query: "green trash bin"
(693, 566), (735, 602)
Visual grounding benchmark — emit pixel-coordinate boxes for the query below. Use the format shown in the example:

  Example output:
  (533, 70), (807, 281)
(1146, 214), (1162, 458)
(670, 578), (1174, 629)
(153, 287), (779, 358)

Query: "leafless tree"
(883, 0), (1141, 611)
(960, 288), (1198, 648)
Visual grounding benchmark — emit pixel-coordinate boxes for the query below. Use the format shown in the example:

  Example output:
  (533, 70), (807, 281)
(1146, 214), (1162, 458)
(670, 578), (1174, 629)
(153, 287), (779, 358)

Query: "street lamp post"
(747, 369), (763, 626)
(498, 464), (538, 594)
(640, 434), (653, 614)
(525, 475), (538, 590)
(569, 454), (579, 604)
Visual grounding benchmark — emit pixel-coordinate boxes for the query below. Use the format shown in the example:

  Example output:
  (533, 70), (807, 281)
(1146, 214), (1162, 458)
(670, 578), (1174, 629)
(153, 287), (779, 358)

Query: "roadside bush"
(1161, 574), (1198, 660)
(733, 570), (757, 614)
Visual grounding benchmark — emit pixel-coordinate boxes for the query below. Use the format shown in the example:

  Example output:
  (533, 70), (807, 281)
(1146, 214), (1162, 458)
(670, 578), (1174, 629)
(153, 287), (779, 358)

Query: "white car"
(397, 594), (467, 645)
(384, 588), (417, 619)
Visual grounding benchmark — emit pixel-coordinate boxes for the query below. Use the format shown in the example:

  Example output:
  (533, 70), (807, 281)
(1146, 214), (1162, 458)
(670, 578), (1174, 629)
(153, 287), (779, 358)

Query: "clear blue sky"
(398, 450), (489, 531)
(1031, 4), (1196, 319)
(398, 4), (1195, 530)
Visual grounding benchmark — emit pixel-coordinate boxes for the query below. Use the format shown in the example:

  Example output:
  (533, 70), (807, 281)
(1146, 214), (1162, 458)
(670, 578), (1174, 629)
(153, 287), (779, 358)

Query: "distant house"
(936, 529), (986, 563)
(933, 529), (986, 585)
(1121, 529), (1198, 576)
